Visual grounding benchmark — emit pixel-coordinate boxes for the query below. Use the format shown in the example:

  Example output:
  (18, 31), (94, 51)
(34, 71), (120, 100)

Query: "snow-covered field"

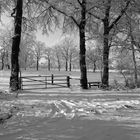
(1, 92), (140, 140)
(2, 97), (140, 121)
(1, 70), (140, 140)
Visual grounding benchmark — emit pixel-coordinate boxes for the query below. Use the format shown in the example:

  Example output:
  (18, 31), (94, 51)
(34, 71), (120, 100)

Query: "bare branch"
(70, 16), (79, 27)
(35, 8), (49, 18)
(11, 7), (16, 18)
(86, 6), (99, 12)
(50, 5), (79, 27)
(77, 0), (82, 6)
(109, 0), (131, 31)
(87, 12), (102, 20)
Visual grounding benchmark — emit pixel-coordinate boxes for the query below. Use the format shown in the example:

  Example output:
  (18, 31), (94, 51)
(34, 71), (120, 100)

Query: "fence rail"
(20, 74), (70, 90)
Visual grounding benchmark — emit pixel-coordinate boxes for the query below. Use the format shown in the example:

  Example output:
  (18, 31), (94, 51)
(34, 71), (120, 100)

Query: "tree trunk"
(101, 0), (130, 88)
(93, 65), (95, 73)
(79, 0), (88, 89)
(58, 60), (61, 71)
(36, 57), (39, 71)
(132, 46), (138, 87)
(101, 3), (111, 88)
(93, 61), (96, 73)
(57, 56), (61, 71)
(5, 51), (9, 69)
(1, 52), (5, 70)
(102, 31), (110, 88)
(24, 55), (27, 70)
(65, 60), (68, 71)
(1, 60), (4, 70)
(131, 37), (138, 87)
(48, 58), (51, 71)
(69, 57), (72, 71)
(10, 0), (23, 91)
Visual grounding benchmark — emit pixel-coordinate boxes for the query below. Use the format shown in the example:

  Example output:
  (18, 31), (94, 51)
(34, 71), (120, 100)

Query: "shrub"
(125, 77), (140, 89)
(110, 79), (126, 91)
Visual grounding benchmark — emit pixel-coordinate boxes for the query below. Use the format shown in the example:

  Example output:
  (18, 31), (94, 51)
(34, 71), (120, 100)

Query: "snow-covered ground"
(1, 96), (140, 121)
(1, 93), (140, 140)
(1, 70), (140, 140)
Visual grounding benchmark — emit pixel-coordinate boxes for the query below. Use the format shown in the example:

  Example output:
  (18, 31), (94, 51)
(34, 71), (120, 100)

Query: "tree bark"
(24, 56), (27, 70)
(56, 55), (61, 71)
(10, 0), (23, 91)
(65, 60), (68, 71)
(69, 57), (72, 71)
(5, 51), (10, 69)
(1, 52), (5, 70)
(101, 0), (111, 88)
(36, 57), (39, 71)
(93, 61), (96, 73)
(48, 58), (51, 71)
(131, 35), (138, 87)
(79, 0), (88, 89)
(57, 59), (61, 71)
(131, 44), (137, 87)
(102, 27), (110, 88)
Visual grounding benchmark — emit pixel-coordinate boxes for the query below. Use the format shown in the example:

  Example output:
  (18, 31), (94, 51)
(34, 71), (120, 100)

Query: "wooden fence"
(19, 74), (70, 90)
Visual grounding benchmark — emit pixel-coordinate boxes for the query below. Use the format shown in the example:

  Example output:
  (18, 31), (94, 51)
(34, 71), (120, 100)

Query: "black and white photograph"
(0, 0), (140, 139)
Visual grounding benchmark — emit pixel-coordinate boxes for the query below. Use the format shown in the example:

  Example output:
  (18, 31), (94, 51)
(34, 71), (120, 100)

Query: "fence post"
(67, 76), (70, 87)
(45, 76), (47, 88)
(51, 74), (54, 85)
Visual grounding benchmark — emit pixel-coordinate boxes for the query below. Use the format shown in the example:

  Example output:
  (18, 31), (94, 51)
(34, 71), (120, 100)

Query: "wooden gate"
(20, 74), (70, 90)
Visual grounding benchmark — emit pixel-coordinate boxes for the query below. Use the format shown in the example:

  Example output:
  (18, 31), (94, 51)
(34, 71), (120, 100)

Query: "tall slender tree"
(88, 0), (131, 88)
(10, 0), (23, 91)
(102, 0), (131, 88)
(32, 41), (45, 71)
(44, 47), (52, 71)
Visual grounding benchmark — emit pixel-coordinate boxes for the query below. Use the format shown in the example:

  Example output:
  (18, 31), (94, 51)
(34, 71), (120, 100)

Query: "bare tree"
(88, 0), (131, 88)
(10, 0), (23, 91)
(19, 34), (36, 70)
(44, 47), (52, 71)
(53, 45), (62, 71)
(32, 41), (45, 71)
(59, 37), (77, 71)
(0, 29), (12, 70)
(69, 45), (77, 71)
(60, 39), (70, 71)
(86, 45), (101, 73)
(125, 9), (140, 87)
